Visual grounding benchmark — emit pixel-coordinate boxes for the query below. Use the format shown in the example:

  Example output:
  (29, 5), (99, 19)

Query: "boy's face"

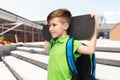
(48, 17), (69, 39)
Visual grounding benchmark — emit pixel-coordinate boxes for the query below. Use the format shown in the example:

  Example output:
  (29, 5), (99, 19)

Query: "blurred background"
(0, 0), (120, 80)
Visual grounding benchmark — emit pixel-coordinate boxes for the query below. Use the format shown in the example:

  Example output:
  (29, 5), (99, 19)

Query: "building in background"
(1, 8), (120, 42)
(0, 8), (44, 43)
(98, 23), (120, 40)
(110, 23), (120, 40)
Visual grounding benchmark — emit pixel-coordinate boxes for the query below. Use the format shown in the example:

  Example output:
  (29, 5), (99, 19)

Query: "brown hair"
(47, 8), (72, 25)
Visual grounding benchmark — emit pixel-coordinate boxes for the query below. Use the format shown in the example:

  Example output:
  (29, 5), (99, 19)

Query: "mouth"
(50, 32), (56, 38)
(50, 31), (55, 35)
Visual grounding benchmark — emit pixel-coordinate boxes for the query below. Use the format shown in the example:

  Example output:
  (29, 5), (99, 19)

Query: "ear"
(64, 23), (69, 30)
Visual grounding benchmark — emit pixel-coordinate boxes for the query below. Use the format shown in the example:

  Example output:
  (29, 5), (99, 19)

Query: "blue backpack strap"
(92, 53), (96, 78)
(66, 38), (78, 76)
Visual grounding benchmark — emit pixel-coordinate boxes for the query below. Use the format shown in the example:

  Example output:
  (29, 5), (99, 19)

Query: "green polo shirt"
(47, 35), (82, 80)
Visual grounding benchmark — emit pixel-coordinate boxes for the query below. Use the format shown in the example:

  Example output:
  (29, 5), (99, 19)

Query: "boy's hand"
(90, 13), (98, 20)
(44, 21), (48, 25)
(90, 13), (98, 29)
(44, 40), (50, 53)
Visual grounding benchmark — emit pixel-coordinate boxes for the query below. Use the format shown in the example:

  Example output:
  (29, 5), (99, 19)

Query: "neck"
(57, 31), (67, 39)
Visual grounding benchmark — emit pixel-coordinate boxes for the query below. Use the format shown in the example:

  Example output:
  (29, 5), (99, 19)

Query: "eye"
(49, 23), (57, 28)
(52, 23), (56, 27)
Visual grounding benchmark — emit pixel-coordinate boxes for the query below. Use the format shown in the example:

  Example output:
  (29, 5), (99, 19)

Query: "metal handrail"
(0, 23), (23, 36)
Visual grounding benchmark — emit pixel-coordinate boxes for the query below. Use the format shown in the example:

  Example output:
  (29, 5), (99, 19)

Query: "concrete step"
(17, 42), (44, 48)
(16, 47), (44, 53)
(11, 50), (48, 69)
(96, 39), (120, 48)
(0, 61), (17, 80)
(95, 51), (120, 67)
(10, 50), (120, 80)
(96, 63), (120, 80)
(3, 56), (47, 80)
(81, 40), (120, 52)
(13, 46), (120, 67)
(9, 41), (120, 80)
(96, 47), (120, 52)
(96, 51), (120, 61)
(15, 46), (49, 55)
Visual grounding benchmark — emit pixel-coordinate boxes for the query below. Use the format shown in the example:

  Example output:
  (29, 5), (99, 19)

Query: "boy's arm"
(77, 13), (98, 54)
(44, 40), (50, 53)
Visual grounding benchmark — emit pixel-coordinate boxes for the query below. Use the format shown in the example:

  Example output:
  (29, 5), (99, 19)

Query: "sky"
(0, 0), (120, 23)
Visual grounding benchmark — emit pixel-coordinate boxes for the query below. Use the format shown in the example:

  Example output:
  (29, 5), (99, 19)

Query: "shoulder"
(73, 39), (81, 46)
(72, 39), (82, 52)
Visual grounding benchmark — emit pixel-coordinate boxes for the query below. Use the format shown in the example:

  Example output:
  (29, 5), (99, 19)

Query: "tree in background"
(98, 15), (106, 26)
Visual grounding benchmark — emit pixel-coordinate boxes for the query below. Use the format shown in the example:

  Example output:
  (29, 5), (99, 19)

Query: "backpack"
(66, 38), (96, 80)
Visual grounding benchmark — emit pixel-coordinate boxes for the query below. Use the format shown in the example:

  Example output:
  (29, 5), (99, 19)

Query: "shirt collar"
(51, 35), (69, 43)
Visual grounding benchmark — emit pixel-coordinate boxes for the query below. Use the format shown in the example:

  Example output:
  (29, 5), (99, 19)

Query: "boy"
(44, 8), (98, 80)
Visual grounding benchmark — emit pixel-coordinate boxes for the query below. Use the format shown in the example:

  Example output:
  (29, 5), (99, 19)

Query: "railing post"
(24, 25), (27, 43)
(32, 26), (34, 42)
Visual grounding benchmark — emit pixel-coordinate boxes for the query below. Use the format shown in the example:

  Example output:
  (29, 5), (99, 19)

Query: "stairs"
(0, 62), (16, 80)
(3, 56), (47, 80)
(0, 41), (120, 80)
(1, 42), (48, 80)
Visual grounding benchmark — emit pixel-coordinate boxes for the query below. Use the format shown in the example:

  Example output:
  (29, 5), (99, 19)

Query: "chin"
(52, 35), (58, 38)
(52, 36), (57, 38)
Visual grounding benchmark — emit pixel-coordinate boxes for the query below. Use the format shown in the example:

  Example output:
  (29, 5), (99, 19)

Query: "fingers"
(90, 13), (97, 18)
(44, 21), (48, 25)
(90, 13), (98, 27)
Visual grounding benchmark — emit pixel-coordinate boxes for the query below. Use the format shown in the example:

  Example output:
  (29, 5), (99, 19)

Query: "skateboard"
(42, 14), (95, 41)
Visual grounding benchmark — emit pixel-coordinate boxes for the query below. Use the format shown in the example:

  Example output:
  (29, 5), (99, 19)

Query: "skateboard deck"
(42, 14), (95, 41)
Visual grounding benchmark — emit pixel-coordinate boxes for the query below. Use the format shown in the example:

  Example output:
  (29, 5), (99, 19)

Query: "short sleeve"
(73, 40), (82, 53)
